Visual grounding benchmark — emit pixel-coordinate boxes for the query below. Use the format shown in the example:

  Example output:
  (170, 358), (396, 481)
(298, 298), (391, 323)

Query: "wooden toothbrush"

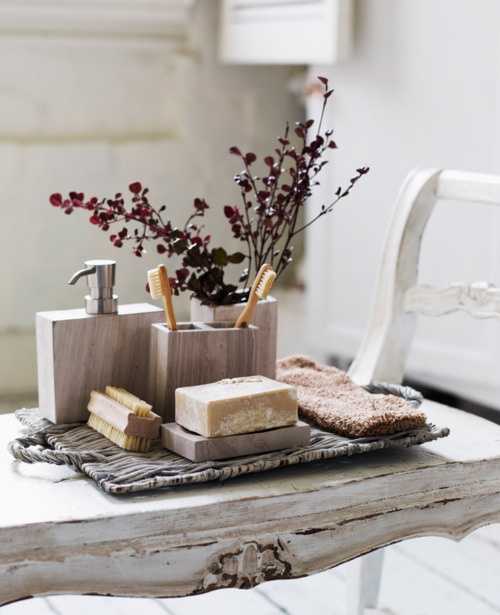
(235, 264), (276, 328)
(147, 264), (177, 330)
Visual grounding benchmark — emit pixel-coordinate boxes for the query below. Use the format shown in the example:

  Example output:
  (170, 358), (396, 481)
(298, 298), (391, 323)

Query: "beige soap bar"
(175, 376), (298, 437)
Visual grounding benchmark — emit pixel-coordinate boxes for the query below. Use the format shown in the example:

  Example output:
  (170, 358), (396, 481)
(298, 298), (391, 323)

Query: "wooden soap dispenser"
(36, 259), (164, 424)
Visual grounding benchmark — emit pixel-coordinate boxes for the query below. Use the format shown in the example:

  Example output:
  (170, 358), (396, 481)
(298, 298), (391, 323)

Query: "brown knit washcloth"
(277, 355), (427, 437)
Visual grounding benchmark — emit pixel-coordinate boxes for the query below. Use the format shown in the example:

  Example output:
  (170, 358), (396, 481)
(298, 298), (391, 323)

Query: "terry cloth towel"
(277, 355), (427, 437)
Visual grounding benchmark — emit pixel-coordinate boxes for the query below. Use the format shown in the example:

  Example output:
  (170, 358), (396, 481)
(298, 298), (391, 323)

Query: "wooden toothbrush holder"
(148, 322), (259, 422)
(190, 296), (277, 379)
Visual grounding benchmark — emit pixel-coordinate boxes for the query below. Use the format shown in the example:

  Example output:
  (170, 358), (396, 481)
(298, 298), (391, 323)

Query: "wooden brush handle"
(235, 293), (258, 328)
(163, 294), (177, 331)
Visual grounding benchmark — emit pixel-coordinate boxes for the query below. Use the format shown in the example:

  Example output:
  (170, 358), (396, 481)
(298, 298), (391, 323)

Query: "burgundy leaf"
(176, 268), (189, 282)
(129, 181), (142, 194)
(49, 193), (62, 207)
(224, 205), (235, 219)
(245, 152), (257, 165)
(194, 197), (209, 211)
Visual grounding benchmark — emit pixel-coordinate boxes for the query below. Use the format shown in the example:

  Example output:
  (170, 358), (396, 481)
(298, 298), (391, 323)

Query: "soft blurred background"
(3, 1), (500, 613)
(3, 0), (500, 418)
(1, 1), (303, 407)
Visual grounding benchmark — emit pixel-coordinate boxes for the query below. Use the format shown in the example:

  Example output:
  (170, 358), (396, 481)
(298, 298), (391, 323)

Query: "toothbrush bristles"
(147, 268), (164, 299)
(256, 270), (276, 299)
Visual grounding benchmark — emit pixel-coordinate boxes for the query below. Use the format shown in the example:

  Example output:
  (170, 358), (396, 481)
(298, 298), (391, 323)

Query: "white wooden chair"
(2, 169), (500, 613)
(348, 167), (500, 613)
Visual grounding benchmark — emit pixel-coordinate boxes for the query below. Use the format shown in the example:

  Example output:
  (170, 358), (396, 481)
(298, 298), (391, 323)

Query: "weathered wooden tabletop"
(1, 400), (500, 606)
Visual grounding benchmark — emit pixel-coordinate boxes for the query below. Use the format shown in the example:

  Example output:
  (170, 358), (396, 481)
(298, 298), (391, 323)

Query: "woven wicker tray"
(8, 383), (449, 495)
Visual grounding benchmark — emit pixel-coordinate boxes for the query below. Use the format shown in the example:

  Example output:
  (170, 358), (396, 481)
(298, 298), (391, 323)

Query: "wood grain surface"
(190, 297), (278, 379)
(37, 303), (163, 423)
(2, 400), (500, 605)
(148, 322), (260, 422)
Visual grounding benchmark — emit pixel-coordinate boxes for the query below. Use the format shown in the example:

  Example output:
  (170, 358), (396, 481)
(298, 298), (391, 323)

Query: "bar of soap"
(175, 376), (298, 437)
(162, 421), (310, 461)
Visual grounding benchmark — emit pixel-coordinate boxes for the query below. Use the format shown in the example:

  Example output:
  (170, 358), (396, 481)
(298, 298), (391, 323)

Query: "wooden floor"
(3, 524), (500, 615)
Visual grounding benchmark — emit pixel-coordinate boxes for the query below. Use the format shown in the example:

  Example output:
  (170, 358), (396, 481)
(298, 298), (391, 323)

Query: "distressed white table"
(2, 401), (500, 611)
(5, 168), (500, 613)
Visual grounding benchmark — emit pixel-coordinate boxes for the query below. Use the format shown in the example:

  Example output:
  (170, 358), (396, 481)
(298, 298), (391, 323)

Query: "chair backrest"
(349, 168), (500, 385)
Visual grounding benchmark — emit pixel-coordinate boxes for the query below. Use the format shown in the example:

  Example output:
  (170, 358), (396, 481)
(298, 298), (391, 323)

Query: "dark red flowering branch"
(226, 75), (369, 282)
(49, 76), (369, 305)
(49, 183), (245, 304)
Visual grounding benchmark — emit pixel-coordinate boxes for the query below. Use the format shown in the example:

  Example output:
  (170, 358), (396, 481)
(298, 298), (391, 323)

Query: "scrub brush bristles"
(88, 412), (152, 452)
(86, 389), (160, 453)
(105, 386), (152, 417)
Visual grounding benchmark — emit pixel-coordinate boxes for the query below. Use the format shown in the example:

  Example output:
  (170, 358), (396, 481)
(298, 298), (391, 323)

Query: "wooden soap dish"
(161, 421), (311, 461)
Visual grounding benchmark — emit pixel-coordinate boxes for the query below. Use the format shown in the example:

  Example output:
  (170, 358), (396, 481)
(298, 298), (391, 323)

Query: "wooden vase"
(148, 322), (262, 422)
(189, 296), (277, 379)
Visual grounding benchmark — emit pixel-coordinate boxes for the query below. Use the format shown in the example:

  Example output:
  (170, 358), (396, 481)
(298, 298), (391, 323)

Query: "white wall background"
(306, 0), (500, 406)
(0, 0), (299, 395)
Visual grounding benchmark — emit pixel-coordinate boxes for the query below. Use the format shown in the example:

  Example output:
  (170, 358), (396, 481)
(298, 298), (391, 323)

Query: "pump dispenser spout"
(68, 259), (118, 315)
(68, 265), (96, 286)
